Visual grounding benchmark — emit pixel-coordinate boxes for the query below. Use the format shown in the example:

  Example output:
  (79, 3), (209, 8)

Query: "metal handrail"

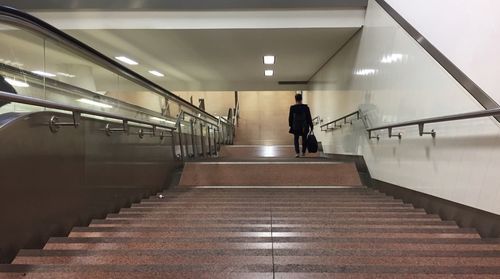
(319, 108), (500, 140)
(0, 63), (168, 119)
(320, 111), (360, 131)
(0, 91), (175, 131)
(312, 116), (321, 126)
(233, 99), (240, 127)
(178, 110), (221, 128)
(0, 5), (218, 123)
(367, 108), (500, 140)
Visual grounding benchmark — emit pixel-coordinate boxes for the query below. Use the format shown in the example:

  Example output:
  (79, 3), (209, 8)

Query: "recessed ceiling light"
(115, 56), (138, 65)
(77, 98), (113, 108)
(149, 70), (164, 77)
(263, 55), (275, 65)
(381, 53), (404, 64)
(57, 72), (76, 78)
(32, 70), (56, 77)
(354, 69), (377, 76)
(264, 70), (274, 77)
(4, 77), (29, 87)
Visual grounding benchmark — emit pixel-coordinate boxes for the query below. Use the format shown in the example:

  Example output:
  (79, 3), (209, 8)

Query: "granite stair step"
(132, 200), (404, 206)
(41, 240), (500, 251)
(2, 262), (500, 278)
(2, 159), (500, 278)
(90, 219), (461, 228)
(71, 226), (475, 234)
(119, 208), (423, 214)
(12, 254), (271, 265)
(101, 213), (445, 222)
(0, 264), (273, 276)
(274, 274), (500, 279)
(127, 203), (416, 209)
(16, 248), (500, 258)
(49, 236), (486, 245)
(178, 162), (362, 186)
(0, 270), (272, 279)
(102, 216), (451, 223)
(64, 232), (479, 240)
(11, 254), (500, 267)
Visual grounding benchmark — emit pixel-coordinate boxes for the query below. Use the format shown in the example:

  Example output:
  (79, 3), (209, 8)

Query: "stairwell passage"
(1, 146), (500, 278)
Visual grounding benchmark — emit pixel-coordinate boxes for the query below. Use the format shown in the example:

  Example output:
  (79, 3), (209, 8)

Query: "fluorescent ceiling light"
(4, 77), (29, 88)
(57, 72), (76, 78)
(263, 55), (275, 65)
(381, 53), (404, 64)
(115, 56), (138, 65)
(32, 70), (56, 77)
(149, 70), (164, 77)
(77, 98), (113, 108)
(354, 69), (377, 76)
(264, 70), (274, 76)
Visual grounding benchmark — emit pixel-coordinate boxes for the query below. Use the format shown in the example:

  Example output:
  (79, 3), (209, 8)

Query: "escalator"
(0, 5), (233, 264)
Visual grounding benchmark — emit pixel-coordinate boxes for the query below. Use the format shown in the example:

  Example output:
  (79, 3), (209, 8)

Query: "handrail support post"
(177, 121), (184, 160)
(49, 111), (81, 133)
(368, 130), (380, 141)
(105, 120), (129, 136)
(190, 119), (197, 158)
(388, 127), (402, 140)
(138, 125), (156, 138)
(418, 123), (436, 138)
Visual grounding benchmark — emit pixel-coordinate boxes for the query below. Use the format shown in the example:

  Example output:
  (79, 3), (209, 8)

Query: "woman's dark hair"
(295, 93), (302, 102)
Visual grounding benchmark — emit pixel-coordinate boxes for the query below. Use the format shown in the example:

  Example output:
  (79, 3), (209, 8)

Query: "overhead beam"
(32, 10), (365, 30)
(2, 0), (368, 11)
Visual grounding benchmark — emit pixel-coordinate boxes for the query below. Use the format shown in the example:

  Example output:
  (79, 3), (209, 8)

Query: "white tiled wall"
(385, 0), (500, 105)
(305, 0), (500, 214)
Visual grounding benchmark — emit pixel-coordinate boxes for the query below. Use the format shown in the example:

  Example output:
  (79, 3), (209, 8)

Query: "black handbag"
(306, 131), (318, 153)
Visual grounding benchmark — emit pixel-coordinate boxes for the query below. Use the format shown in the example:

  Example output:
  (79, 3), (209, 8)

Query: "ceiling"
(65, 28), (360, 91)
(0, 5), (365, 92)
(1, 0), (368, 11)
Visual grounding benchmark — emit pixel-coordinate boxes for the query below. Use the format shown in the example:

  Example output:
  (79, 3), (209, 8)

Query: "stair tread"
(11, 255), (500, 266)
(17, 248), (500, 257)
(3, 160), (497, 278)
(74, 226), (473, 234)
(47, 236), (489, 244)
(3, 263), (500, 274)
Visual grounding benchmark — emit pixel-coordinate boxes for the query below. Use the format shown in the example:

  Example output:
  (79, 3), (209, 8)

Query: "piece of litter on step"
(158, 194), (165, 199)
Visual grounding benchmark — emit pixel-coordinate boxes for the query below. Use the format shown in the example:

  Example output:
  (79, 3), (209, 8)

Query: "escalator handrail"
(0, 5), (218, 123)
(0, 90), (176, 130)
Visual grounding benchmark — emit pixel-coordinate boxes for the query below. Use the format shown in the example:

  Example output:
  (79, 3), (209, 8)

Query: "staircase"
(1, 146), (500, 278)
